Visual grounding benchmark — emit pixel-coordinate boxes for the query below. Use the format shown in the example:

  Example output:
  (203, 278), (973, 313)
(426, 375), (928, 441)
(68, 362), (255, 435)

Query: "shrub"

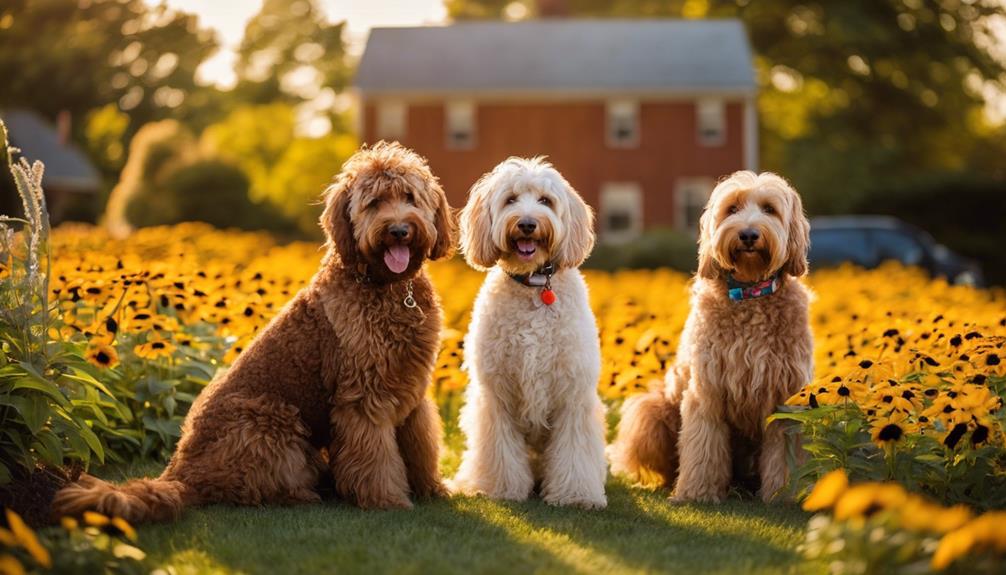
(585, 228), (698, 272)
(0, 121), (132, 496)
(158, 159), (292, 232)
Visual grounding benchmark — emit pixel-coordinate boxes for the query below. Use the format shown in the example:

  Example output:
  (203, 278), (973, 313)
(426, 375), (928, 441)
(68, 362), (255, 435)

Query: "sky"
(149, 0), (448, 88)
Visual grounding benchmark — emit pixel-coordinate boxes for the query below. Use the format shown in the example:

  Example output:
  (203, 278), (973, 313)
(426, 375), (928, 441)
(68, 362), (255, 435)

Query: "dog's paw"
(355, 492), (414, 510)
(414, 480), (449, 500)
(544, 493), (607, 510)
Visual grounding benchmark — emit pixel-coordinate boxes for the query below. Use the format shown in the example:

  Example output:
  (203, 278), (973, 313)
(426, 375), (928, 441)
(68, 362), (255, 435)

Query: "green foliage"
(202, 103), (358, 234)
(2, 509), (148, 575)
(104, 120), (197, 233)
(585, 228), (698, 272)
(160, 160), (287, 231)
(0, 0), (217, 131)
(771, 372), (1006, 510)
(0, 122), (131, 483)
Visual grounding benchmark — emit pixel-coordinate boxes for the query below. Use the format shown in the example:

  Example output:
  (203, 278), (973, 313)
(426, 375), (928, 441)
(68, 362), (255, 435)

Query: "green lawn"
(95, 462), (818, 575)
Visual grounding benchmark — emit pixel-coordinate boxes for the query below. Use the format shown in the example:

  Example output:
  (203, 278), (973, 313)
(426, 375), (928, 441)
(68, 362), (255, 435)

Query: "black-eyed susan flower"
(134, 334), (176, 360)
(5, 509), (50, 568)
(833, 482), (908, 520)
(802, 469), (849, 511)
(85, 342), (119, 369)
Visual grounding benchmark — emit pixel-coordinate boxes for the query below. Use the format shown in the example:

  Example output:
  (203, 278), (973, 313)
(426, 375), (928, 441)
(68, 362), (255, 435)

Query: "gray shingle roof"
(355, 19), (755, 97)
(2, 109), (101, 193)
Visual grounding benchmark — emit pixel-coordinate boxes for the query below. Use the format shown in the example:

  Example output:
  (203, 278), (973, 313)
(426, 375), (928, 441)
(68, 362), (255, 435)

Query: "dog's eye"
(405, 192), (416, 205)
(538, 196), (552, 207)
(505, 196), (517, 205)
(762, 204), (776, 215)
(727, 205), (739, 215)
(366, 199), (381, 210)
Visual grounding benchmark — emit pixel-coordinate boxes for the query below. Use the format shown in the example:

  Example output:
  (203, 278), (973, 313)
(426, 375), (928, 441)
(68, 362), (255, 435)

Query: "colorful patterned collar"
(727, 272), (781, 302)
(507, 262), (555, 287)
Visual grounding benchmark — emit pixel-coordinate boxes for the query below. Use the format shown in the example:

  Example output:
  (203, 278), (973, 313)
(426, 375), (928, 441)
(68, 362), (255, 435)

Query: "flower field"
(2, 220), (1005, 572)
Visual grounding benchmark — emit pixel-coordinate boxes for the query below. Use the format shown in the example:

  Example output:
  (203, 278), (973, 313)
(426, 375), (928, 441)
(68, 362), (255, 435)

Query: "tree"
(231, 0), (351, 134)
(447, 0), (1006, 212)
(0, 0), (218, 132)
(201, 103), (357, 235)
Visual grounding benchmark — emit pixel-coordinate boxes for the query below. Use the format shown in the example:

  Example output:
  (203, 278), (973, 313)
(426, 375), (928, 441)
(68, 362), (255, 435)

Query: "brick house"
(355, 20), (757, 241)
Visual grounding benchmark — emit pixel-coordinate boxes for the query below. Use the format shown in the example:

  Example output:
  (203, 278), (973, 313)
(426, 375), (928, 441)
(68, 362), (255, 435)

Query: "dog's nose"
(389, 223), (411, 240)
(739, 228), (760, 247)
(517, 218), (537, 235)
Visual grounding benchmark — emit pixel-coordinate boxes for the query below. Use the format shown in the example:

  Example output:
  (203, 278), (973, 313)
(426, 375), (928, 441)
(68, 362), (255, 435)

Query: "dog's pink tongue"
(517, 239), (536, 252)
(384, 245), (411, 273)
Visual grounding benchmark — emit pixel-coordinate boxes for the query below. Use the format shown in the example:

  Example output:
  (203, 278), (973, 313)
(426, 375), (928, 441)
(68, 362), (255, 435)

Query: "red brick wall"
(361, 99), (747, 229)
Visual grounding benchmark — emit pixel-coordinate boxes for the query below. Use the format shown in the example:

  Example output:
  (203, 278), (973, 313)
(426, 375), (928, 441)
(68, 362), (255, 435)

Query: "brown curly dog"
(609, 171), (812, 503)
(53, 142), (455, 522)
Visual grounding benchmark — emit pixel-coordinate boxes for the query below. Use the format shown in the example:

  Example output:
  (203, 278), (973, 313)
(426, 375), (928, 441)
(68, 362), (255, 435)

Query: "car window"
(870, 229), (926, 266)
(809, 229), (876, 268)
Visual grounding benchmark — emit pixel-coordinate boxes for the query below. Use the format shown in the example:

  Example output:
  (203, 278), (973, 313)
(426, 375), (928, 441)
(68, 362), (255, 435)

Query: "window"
(600, 183), (643, 243)
(445, 100), (476, 149)
(376, 101), (406, 141)
(675, 179), (713, 231)
(606, 100), (639, 148)
(697, 98), (726, 146)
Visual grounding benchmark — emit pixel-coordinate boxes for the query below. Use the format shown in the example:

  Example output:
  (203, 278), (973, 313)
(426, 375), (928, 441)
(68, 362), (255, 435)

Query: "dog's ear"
(459, 172), (501, 270)
(320, 175), (357, 266)
(783, 187), (810, 277)
(428, 179), (456, 261)
(554, 183), (596, 269)
(696, 204), (723, 280)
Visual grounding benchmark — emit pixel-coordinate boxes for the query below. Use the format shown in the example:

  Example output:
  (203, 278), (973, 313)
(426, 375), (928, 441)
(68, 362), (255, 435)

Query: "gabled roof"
(356, 19), (756, 98)
(2, 109), (101, 193)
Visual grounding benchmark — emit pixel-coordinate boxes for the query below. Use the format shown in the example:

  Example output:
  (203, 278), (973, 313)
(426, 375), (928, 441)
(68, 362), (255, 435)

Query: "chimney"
(537, 0), (569, 17)
(57, 109), (71, 146)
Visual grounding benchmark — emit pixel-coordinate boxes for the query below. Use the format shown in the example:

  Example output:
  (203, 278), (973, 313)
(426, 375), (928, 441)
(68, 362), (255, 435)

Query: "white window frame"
(600, 182), (643, 243)
(606, 99), (640, 148)
(675, 178), (714, 231)
(376, 100), (407, 141)
(445, 100), (477, 150)
(697, 98), (726, 147)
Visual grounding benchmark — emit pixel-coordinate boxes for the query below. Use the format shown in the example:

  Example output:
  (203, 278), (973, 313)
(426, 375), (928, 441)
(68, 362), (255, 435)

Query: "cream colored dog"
(451, 157), (607, 509)
(609, 171), (813, 503)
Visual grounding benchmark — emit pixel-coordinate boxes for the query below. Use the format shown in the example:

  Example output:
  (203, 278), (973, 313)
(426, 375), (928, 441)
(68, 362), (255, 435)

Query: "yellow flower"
(85, 341), (119, 369)
(110, 517), (137, 542)
(0, 528), (15, 547)
(4, 509), (50, 568)
(933, 527), (975, 570)
(802, 469), (849, 512)
(60, 517), (78, 531)
(134, 335), (176, 360)
(869, 410), (915, 445)
(0, 554), (26, 575)
(833, 483), (907, 520)
(83, 510), (110, 527)
(899, 495), (972, 534)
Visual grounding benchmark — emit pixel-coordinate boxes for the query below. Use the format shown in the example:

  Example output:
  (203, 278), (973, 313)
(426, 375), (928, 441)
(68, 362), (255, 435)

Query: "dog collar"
(507, 262), (557, 306)
(727, 272), (780, 302)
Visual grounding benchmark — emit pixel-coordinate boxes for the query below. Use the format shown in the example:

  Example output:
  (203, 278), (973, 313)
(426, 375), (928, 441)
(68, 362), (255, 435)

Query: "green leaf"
(0, 394), (48, 434)
(73, 416), (104, 464)
(0, 461), (10, 484)
(60, 367), (115, 397)
(11, 374), (70, 407)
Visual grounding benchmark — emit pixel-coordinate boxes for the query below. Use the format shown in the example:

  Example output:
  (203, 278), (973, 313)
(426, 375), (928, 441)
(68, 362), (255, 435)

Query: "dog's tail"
(608, 389), (682, 489)
(52, 472), (192, 524)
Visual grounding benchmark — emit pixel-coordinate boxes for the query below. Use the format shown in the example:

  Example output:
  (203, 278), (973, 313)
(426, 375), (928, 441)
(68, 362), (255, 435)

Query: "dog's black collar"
(507, 262), (555, 287)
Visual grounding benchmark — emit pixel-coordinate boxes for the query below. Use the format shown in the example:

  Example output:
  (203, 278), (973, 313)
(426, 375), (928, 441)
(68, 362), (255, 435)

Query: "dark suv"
(809, 216), (984, 287)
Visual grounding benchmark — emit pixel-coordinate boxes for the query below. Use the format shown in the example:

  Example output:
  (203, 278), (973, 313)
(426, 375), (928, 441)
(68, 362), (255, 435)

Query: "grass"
(92, 461), (818, 575)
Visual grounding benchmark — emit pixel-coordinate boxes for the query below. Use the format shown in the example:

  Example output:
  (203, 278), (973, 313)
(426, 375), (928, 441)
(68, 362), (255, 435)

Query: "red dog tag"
(540, 289), (556, 306)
